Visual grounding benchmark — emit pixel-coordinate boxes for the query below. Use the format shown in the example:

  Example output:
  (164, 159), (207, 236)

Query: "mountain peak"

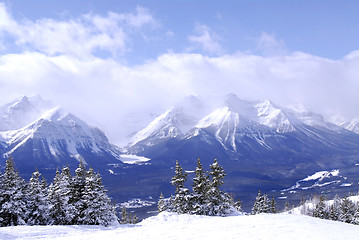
(0, 95), (54, 131)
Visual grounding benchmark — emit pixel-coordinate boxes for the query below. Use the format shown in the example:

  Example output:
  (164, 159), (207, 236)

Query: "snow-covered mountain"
(0, 95), (53, 131)
(125, 94), (359, 207)
(127, 94), (359, 161)
(128, 95), (209, 150)
(0, 96), (124, 176)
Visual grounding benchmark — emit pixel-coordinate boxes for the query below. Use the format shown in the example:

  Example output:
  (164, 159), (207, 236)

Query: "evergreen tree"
(47, 166), (75, 225)
(207, 159), (233, 215)
(339, 195), (355, 223)
(81, 168), (117, 226)
(270, 197), (277, 213)
(132, 214), (139, 224)
(351, 205), (359, 225)
(120, 206), (129, 224)
(170, 161), (190, 214)
(313, 194), (328, 219)
(158, 193), (166, 212)
(252, 189), (270, 214)
(191, 158), (210, 215)
(0, 157), (28, 226)
(70, 162), (87, 224)
(262, 194), (270, 213)
(328, 194), (340, 221)
(26, 168), (50, 225)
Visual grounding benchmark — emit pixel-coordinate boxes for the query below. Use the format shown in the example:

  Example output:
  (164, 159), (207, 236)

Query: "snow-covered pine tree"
(158, 192), (167, 212)
(339, 195), (355, 223)
(313, 194), (328, 219)
(132, 214), (139, 224)
(262, 194), (270, 213)
(26, 168), (50, 225)
(251, 189), (269, 215)
(120, 206), (128, 224)
(191, 158), (210, 215)
(170, 161), (190, 214)
(351, 204), (359, 225)
(207, 159), (233, 216)
(70, 162), (87, 225)
(47, 166), (75, 225)
(328, 194), (340, 221)
(0, 156), (28, 226)
(81, 168), (118, 226)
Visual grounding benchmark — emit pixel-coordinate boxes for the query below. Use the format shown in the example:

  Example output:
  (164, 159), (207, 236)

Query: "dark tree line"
(0, 157), (117, 227)
(158, 158), (240, 216)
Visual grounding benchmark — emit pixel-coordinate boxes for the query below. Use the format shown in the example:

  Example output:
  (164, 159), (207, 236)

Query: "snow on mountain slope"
(190, 93), (342, 140)
(128, 95), (208, 147)
(1, 212), (359, 240)
(182, 93), (353, 154)
(283, 169), (344, 192)
(0, 95), (53, 131)
(1, 106), (121, 162)
(341, 118), (359, 134)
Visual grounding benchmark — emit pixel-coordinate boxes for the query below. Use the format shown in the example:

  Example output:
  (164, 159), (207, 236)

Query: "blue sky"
(4, 0), (359, 62)
(0, 0), (358, 144)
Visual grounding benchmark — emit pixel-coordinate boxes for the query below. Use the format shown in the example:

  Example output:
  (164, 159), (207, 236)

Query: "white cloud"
(257, 32), (288, 56)
(0, 4), (155, 58)
(187, 23), (224, 55)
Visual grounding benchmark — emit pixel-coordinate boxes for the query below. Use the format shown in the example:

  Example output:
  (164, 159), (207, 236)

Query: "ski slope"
(0, 212), (358, 240)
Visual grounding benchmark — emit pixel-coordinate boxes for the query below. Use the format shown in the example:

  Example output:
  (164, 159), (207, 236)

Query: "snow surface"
(1, 212), (359, 240)
(119, 198), (156, 208)
(283, 168), (344, 192)
(301, 170), (339, 181)
(120, 154), (150, 165)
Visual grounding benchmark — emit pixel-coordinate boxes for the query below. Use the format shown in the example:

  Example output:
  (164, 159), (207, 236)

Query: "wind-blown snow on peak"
(0, 95), (53, 131)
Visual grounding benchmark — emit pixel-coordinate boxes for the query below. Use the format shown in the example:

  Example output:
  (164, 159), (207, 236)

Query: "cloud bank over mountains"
(0, 3), (358, 145)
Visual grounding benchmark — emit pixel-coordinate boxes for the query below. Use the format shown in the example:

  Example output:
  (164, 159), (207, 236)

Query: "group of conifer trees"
(251, 189), (277, 214)
(300, 194), (359, 225)
(0, 157), (117, 227)
(158, 158), (238, 216)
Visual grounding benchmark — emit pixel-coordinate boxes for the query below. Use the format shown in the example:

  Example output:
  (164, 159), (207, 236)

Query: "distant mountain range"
(126, 94), (359, 208)
(2, 94), (359, 214)
(127, 94), (359, 166)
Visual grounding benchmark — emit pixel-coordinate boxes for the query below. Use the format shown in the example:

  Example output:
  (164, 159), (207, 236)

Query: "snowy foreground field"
(1, 212), (359, 240)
